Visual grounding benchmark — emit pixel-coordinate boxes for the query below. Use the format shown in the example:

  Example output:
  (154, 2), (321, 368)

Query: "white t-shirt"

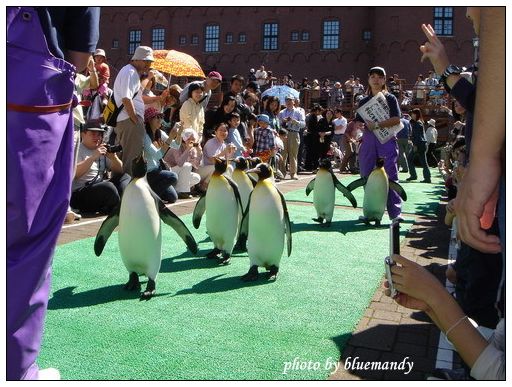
(255, 69), (268, 87)
(72, 144), (112, 191)
(332, 117), (348, 135)
(113, 64), (144, 122)
(426, 126), (438, 144)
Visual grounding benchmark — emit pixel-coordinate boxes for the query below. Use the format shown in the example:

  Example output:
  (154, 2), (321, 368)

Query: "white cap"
(94, 48), (106, 57)
(131, 46), (154, 61)
(427, 118), (436, 127)
(181, 128), (198, 141)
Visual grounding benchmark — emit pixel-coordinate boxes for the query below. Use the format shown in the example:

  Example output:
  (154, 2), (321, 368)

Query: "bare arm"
(453, 7), (504, 253)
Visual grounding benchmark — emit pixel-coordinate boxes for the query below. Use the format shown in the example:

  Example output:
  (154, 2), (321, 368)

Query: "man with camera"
(71, 122), (131, 215)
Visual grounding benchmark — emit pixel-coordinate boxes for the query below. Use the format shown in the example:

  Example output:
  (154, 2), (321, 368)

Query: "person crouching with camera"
(71, 122), (131, 215)
(143, 107), (179, 203)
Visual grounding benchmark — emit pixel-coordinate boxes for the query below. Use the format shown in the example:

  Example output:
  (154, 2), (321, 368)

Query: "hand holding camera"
(385, 222), (400, 298)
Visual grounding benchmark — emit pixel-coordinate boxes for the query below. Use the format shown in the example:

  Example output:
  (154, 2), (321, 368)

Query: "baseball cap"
(208, 71), (223, 81)
(82, 121), (105, 132)
(369, 66), (386, 77)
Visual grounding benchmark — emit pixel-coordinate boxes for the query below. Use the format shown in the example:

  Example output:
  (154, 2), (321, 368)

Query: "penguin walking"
(347, 158), (407, 226)
(94, 154), (198, 300)
(193, 158), (243, 264)
(239, 163), (292, 281)
(231, 157), (257, 252)
(231, 156), (257, 212)
(305, 158), (357, 226)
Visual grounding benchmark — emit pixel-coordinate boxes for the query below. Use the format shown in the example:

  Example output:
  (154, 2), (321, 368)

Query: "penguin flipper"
(247, 173), (258, 187)
(305, 178), (316, 196)
(347, 177), (367, 192)
(331, 172), (358, 208)
(277, 188), (292, 257)
(94, 205), (120, 256)
(192, 195), (206, 229)
(389, 180), (408, 201)
(225, 175), (244, 214)
(158, 202), (198, 254)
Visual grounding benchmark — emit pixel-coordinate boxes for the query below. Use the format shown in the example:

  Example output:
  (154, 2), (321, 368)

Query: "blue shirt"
(143, 130), (172, 172)
(397, 118), (411, 140)
(227, 127), (245, 158)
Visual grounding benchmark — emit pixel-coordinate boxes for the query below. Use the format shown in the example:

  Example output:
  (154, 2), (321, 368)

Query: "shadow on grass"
(160, 248), (248, 273)
(48, 284), (173, 309)
(290, 218), (414, 235)
(173, 272), (273, 296)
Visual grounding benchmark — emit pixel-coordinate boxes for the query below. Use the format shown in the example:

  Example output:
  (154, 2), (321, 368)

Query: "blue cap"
(257, 114), (270, 124)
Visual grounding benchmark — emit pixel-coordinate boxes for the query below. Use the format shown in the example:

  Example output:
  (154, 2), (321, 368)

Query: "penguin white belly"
(363, 172), (389, 221)
(313, 170), (335, 221)
(206, 177), (240, 252)
(248, 183), (285, 267)
(232, 170), (253, 212)
(118, 179), (162, 279)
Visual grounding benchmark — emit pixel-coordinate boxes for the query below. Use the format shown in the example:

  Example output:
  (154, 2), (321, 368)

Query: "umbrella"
(151, 49), (205, 78)
(261, 85), (300, 105)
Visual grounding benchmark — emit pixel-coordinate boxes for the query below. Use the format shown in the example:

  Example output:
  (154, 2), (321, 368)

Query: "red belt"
(7, 100), (73, 113)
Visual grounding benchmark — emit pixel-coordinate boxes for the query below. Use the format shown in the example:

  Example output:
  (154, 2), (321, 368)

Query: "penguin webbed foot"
(218, 253), (231, 265)
(267, 265), (279, 281)
(241, 265), (259, 282)
(140, 279), (156, 300)
(206, 248), (221, 259)
(312, 217), (324, 224)
(374, 219), (381, 227)
(124, 272), (141, 291)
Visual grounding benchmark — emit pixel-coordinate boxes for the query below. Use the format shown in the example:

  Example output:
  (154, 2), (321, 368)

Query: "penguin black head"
(213, 157), (228, 175)
(247, 163), (273, 181)
(131, 153), (147, 178)
(376, 157), (385, 169)
(249, 157), (262, 168)
(234, 156), (248, 171)
(319, 158), (332, 170)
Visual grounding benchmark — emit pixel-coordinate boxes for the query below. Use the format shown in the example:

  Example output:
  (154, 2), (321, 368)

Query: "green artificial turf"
(285, 171), (445, 216)
(38, 203), (418, 380)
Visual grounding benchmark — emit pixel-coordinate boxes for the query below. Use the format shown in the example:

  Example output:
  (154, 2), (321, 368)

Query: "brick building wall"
(98, 6), (476, 87)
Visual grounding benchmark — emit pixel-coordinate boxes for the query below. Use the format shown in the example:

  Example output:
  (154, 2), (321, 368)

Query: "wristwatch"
(440, 65), (464, 91)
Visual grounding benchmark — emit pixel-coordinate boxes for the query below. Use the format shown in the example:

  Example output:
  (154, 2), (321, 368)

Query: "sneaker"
(275, 170), (285, 179)
(421, 179), (432, 183)
(64, 210), (81, 224)
(38, 368), (61, 380)
(405, 177), (417, 181)
(290, 175), (299, 180)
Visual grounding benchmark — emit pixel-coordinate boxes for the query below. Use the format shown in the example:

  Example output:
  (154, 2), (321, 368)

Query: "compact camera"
(385, 221), (400, 298)
(105, 144), (123, 153)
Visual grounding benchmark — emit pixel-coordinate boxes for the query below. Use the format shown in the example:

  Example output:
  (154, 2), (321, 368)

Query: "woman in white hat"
(164, 128), (202, 198)
(425, 118), (438, 167)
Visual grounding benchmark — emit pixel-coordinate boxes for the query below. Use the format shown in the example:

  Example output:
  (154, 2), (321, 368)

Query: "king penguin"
(347, 158), (407, 226)
(94, 153), (198, 300)
(239, 163), (292, 281)
(232, 156), (257, 212)
(192, 158), (243, 264)
(305, 158), (357, 226)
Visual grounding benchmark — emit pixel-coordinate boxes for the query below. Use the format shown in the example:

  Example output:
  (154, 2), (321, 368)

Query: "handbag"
(159, 158), (171, 171)
(102, 92), (138, 127)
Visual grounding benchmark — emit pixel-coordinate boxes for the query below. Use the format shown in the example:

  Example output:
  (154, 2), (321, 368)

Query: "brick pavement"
(57, 171), (453, 380)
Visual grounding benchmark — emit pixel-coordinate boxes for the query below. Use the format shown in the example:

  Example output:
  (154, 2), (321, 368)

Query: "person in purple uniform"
(7, 7), (99, 380)
(355, 66), (403, 223)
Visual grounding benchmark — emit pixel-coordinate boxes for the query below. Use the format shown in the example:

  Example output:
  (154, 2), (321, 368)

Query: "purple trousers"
(7, 7), (75, 380)
(358, 129), (401, 219)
